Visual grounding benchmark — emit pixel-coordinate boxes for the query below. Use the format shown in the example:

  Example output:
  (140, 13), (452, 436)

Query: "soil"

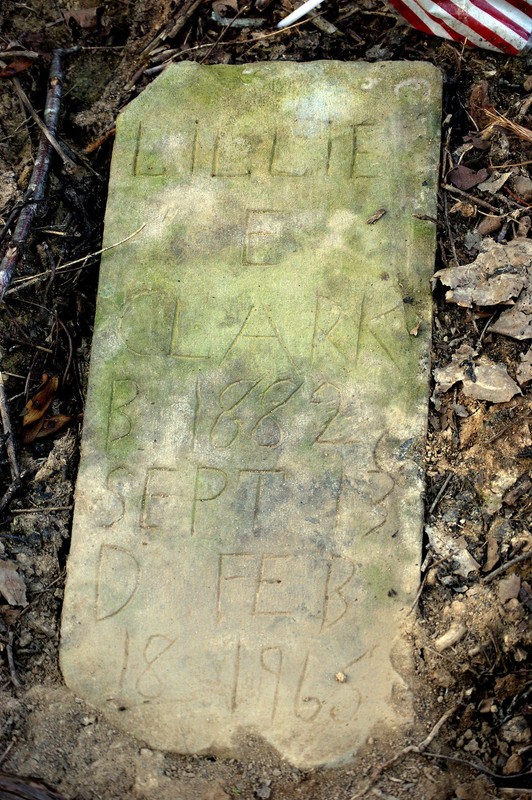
(0, 1), (531, 798)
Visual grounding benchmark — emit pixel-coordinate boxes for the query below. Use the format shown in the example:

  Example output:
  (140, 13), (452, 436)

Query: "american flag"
(387, 0), (532, 54)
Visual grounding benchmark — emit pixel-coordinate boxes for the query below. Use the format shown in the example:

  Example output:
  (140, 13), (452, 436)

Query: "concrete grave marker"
(61, 61), (441, 768)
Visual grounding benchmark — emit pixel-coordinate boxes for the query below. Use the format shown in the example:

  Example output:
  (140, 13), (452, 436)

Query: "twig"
(0, 740), (15, 767)
(6, 224), (145, 295)
(477, 312), (496, 348)
(429, 472), (452, 515)
(11, 505), (72, 513)
(442, 192), (458, 264)
(422, 750), (532, 780)
(0, 49), (75, 299)
(0, 478), (23, 516)
(482, 550), (532, 583)
(143, 15), (321, 77)
(0, 369), (19, 484)
(12, 78), (76, 170)
(442, 184), (499, 213)
(200, 4), (252, 64)
(350, 703), (460, 799)
(141, 0), (204, 56)
(18, 571), (66, 620)
(6, 631), (22, 689)
(483, 108), (532, 144)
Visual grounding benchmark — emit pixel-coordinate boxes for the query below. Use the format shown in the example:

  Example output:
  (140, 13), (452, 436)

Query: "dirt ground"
(0, 1), (531, 798)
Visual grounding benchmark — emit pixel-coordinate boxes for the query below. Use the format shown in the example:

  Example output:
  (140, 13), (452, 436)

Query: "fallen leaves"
(0, 559), (27, 606)
(0, 56), (33, 79)
(20, 375), (58, 428)
(448, 165), (489, 190)
(498, 573), (521, 604)
(366, 207), (387, 225)
(427, 523), (480, 578)
(433, 237), (532, 308)
(62, 7), (101, 30)
(19, 375), (73, 444)
(433, 345), (521, 406)
(516, 346), (532, 385)
(476, 170), (512, 194)
(490, 288), (532, 340)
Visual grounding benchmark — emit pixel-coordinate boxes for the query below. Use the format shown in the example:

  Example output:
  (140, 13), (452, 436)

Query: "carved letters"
(133, 120), (370, 179)
(61, 62), (440, 763)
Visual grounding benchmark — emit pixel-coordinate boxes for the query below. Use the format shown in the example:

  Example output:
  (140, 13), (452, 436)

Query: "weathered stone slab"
(61, 61), (441, 768)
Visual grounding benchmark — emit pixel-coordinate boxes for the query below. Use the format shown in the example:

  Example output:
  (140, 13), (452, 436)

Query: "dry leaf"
(498, 573), (521, 604)
(433, 238), (532, 308)
(433, 344), (476, 402)
(0, 560), (27, 606)
(490, 289), (532, 340)
(511, 176), (532, 202)
(433, 347), (520, 405)
(62, 7), (101, 29)
(0, 57), (33, 79)
(366, 208), (386, 224)
(483, 536), (499, 572)
(516, 346), (532, 385)
(20, 375), (58, 427)
(22, 415), (46, 445)
(476, 216), (502, 236)
(477, 171), (512, 194)
(469, 80), (492, 129)
(34, 414), (73, 440)
(449, 200), (476, 217)
(212, 0), (238, 13)
(426, 524), (480, 577)
(461, 357), (521, 403)
(448, 165), (489, 190)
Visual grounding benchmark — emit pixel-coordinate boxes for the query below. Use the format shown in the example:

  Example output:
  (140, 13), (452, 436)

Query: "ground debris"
(0, 559), (27, 606)
(433, 237), (532, 308)
(490, 287), (532, 340)
(426, 522), (480, 578)
(497, 573), (521, 603)
(516, 346), (532, 384)
(433, 344), (520, 406)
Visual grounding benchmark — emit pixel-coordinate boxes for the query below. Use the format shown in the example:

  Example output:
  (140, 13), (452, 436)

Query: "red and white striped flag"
(387, 0), (532, 54)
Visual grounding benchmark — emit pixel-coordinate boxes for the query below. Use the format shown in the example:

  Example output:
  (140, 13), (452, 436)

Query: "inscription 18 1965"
(61, 61), (441, 768)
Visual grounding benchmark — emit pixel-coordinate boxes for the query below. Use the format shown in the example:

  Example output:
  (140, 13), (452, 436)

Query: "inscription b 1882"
(60, 61), (441, 768)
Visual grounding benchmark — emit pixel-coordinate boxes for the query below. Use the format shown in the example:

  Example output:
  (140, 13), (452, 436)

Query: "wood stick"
(482, 550), (532, 583)
(0, 368), (19, 483)
(0, 49), (76, 299)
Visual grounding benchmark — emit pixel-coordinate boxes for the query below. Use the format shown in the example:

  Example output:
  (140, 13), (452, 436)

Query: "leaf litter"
(433, 344), (521, 405)
(0, 560), (27, 606)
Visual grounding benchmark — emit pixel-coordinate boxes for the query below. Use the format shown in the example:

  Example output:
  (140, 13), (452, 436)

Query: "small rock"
(434, 623), (467, 652)
(503, 752), (524, 775)
(476, 216), (502, 236)
(255, 781), (272, 799)
(511, 175), (532, 202)
(517, 215), (531, 237)
(498, 573), (521, 604)
(501, 715), (531, 743)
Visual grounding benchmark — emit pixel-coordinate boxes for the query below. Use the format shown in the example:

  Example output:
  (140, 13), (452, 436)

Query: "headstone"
(61, 61), (441, 768)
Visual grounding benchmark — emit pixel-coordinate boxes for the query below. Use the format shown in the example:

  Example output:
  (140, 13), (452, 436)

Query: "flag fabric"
(387, 0), (532, 54)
